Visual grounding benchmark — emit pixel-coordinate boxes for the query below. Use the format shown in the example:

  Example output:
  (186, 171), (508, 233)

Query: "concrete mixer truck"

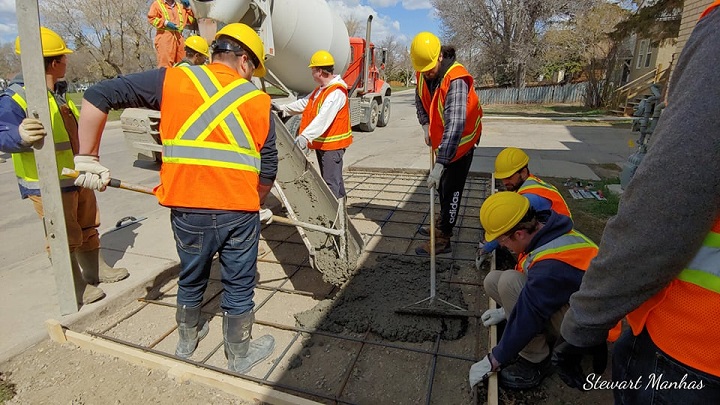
(121, 0), (392, 162)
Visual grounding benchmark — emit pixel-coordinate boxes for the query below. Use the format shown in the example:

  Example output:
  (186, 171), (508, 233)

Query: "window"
(636, 40), (649, 69)
(644, 44), (653, 68)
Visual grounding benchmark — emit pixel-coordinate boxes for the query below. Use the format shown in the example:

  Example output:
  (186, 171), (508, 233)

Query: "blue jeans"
(171, 210), (259, 315)
(613, 328), (720, 404)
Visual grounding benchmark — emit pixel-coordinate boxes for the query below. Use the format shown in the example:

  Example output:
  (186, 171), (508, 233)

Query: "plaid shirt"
(415, 78), (469, 165)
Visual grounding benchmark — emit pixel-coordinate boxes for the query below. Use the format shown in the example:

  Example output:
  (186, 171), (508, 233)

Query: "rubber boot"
(71, 254), (105, 305)
(223, 311), (275, 374)
(75, 249), (129, 285)
(175, 304), (210, 358)
(415, 229), (453, 256)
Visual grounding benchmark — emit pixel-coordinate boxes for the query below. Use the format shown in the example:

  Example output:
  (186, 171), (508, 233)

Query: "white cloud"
(368, 0), (399, 7)
(401, 0), (432, 10)
(0, 22), (16, 34)
(328, 0), (404, 42)
(0, 0), (15, 13)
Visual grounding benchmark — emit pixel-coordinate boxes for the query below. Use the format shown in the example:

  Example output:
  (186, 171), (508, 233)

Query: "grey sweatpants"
(316, 149), (346, 199)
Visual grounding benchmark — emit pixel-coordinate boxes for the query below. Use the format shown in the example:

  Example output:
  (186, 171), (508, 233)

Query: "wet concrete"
(295, 254), (468, 342)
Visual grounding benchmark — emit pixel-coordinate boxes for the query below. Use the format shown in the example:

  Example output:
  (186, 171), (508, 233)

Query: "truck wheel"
(358, 99), (379, 132)
(377, 98), (390, 127)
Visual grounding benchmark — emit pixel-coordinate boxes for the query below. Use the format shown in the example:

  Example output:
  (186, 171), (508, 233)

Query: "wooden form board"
(45, 320), (322, 405)
(487, 174), (499, 405)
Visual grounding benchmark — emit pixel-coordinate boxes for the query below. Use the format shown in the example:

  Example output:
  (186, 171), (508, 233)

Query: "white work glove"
(271, 102), (283, 116)
(469, 354), (499, 387)
(259, 208), (273, 224)
(294, 134), (311, 154)
(19, 118), (47, 146)
(422, 124), (430, 146)
(481, 308), (506, 327)
(427, 163), (444, 190)
(73, 155), (110, 191)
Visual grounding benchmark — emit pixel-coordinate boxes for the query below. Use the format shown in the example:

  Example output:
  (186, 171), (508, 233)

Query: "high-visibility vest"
(416, 62), (483, 162)
(624, 3), (720, 377)
(516, 229), (598, 273)
(515, 228), (623, 341)
(7, 84), (77, 190)
(155, 64), (270, 211)
(626, 216), (720, 376)
(700, 0), (720, 18)
(150, 0), (192, 31)
(299, 83), (352, 151)
(519, 174), (572, 218)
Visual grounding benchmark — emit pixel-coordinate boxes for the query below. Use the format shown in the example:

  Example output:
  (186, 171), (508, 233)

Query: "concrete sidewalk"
(0, 92), (632, 364)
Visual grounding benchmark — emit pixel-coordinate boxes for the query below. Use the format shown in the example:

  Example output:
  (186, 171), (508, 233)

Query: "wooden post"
(16, 1), (78, 314)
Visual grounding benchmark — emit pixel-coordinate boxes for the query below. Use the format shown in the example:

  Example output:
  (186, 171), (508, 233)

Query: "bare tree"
(344, 15), (364, 37)
(432, 0), (591, 87)
(40, 0), (156, 80)
(0, 43), (21, 80)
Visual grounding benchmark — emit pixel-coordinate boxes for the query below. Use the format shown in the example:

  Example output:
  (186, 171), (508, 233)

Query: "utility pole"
(16, 0), (78, 314)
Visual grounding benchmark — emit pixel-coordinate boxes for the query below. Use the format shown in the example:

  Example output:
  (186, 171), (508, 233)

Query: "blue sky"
(328, 0), (442, 43)
(0, 0), (441, 45)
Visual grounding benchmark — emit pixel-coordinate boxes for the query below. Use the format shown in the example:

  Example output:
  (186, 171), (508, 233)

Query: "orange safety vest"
(626, 216), (720, 376)
(416, 62), (483, 162)
(700, 0), (720, 18)
(519, 174), (572, 218)
(150, 0), (192, 31)
(624, 4), (720, 376)
(299, 83), (352, 151)
(155, 64), (270, 211)
(515, 228), (623, 341)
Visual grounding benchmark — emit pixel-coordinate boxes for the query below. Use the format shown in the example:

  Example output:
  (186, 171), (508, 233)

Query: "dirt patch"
(295, 254), (468, 343)
(0, 340), (250, 405)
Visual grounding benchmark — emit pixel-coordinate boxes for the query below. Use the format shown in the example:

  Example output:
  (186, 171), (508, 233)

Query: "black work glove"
(551, 339), (608, 391)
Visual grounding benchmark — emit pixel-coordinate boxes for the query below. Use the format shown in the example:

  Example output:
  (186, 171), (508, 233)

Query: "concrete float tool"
(396, 148), (471, 318)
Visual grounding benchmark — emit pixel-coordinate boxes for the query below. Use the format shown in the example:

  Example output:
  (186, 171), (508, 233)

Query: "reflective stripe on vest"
(7, 84), (76, 188)
(416, 63), (482, 162)
(519, 175), (572, 218)
(299, 83), (352, 150)
(517, 230), (598, 272)
(154, 0), (187, 31)
(161, 66), (262, 172)
(627, 216), (720, 376)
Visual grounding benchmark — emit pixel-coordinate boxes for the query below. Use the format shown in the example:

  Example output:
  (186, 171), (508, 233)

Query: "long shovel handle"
(429, 146), (436, 301)
(61, 168), (155, 195)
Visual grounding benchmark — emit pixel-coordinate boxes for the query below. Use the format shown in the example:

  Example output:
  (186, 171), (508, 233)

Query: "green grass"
(66, 92), (123, 121)
(482, 103), (608, 117)
(391, 85), (413, 92)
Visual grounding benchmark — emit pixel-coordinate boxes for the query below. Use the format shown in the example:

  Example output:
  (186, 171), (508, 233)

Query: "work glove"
(165, 21), (179, 31)
(475, 242), (491, 270)
(551, 339), (608, 391)
(481, 308), (505, 327)
(73, 155), (111, 191)
(259, 208), (273, 225)
(294, 134), (311, 154)
(421, 124), (430, 146)
(469, 353), (500, 388)
(18, 118), (47, 146)
(427, 163), (444, 190)
(179, 0), (190, 7)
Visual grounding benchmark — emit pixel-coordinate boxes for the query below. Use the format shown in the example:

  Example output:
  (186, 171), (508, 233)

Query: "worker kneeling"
(469, 192), (601, 389)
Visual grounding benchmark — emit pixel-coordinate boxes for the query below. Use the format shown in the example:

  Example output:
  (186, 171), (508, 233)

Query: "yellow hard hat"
(308, 50), (334, 68)
(410, 32), (441, 72)
(479, 192), (530, 242)
(215, 23), (266, 78)
(15, 27), (73, 57)
(494, 147), (530, 179)
(185, 35), (209, 57)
